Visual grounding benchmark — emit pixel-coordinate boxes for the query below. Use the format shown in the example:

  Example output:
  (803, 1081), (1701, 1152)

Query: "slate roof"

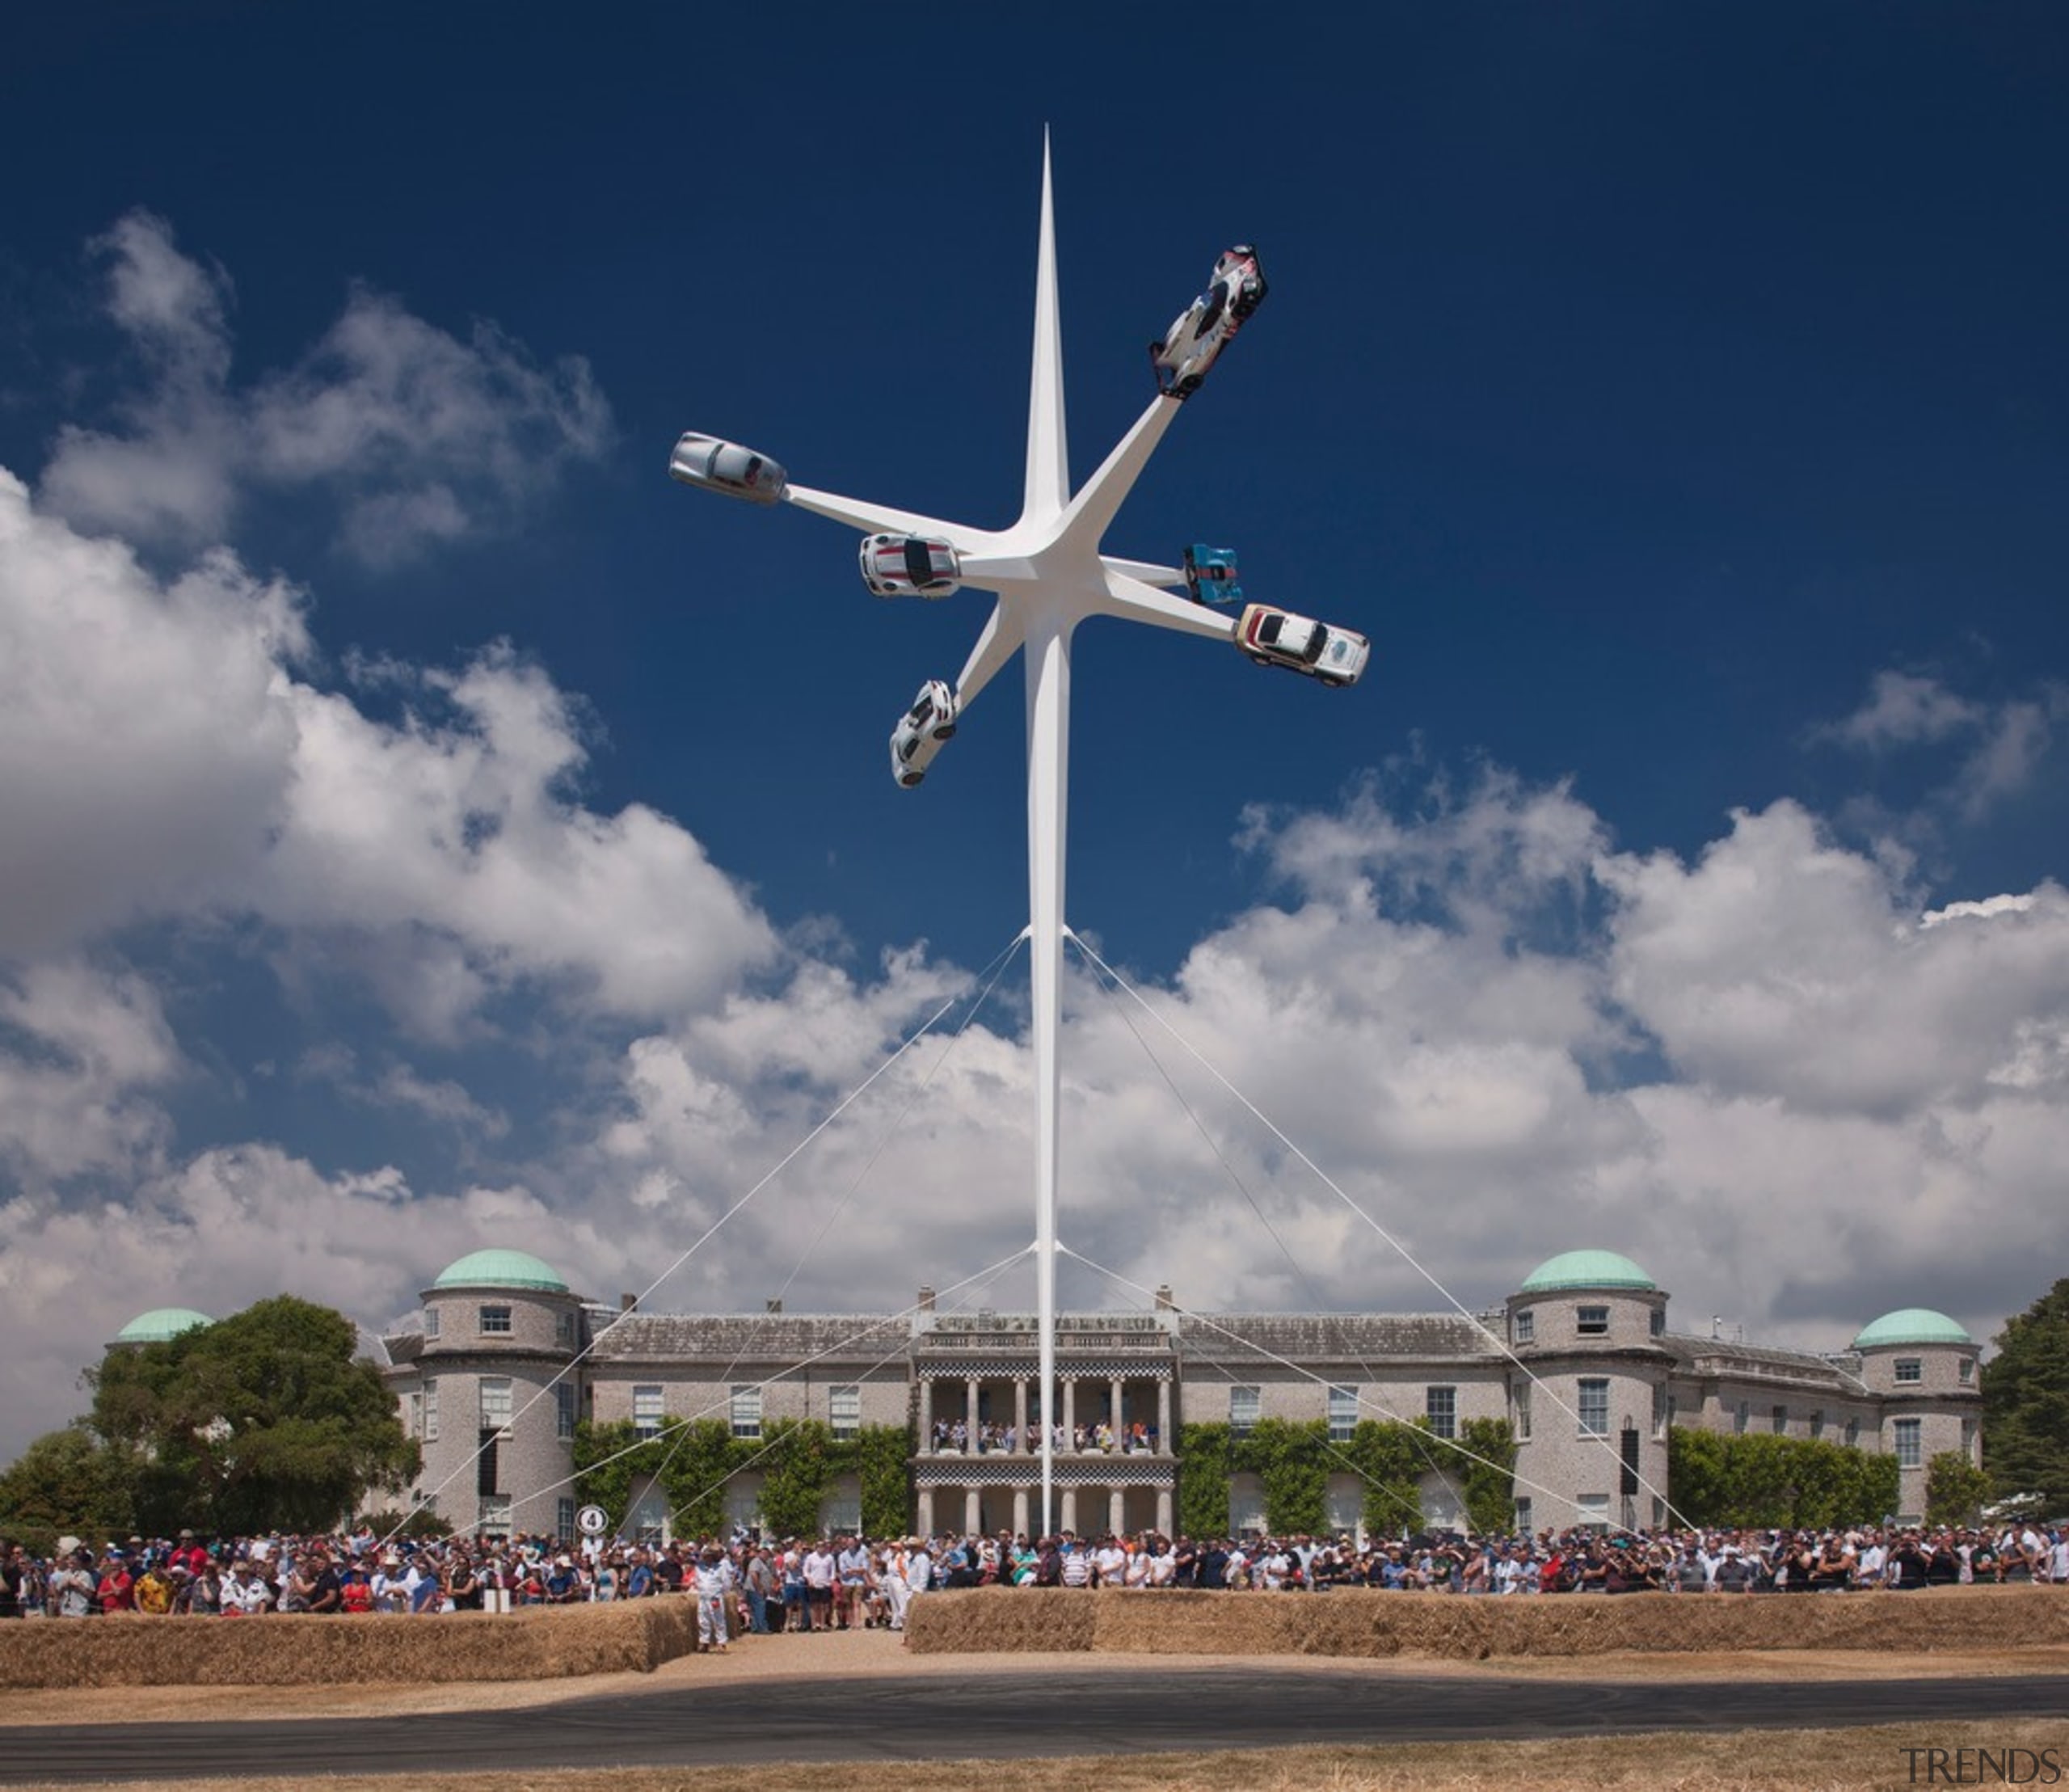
(584, 1313), (910, 1363)
(1660, 1333), (1865, 1393)
(1178, 1313), (1503, 1363)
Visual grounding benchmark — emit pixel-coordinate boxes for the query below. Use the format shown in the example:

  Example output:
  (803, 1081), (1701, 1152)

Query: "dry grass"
(3, 1723), (2055, 1791)
(908, 1583), (2069, 1659)
(0, 1600), (698, 1689)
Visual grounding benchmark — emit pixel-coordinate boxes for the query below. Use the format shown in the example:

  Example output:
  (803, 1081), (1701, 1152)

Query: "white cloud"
(1599, 800), (2069, 1115)
(1814, 670), (1983, 751)
(0, 957), (179, 1186)
(1812, 668), (2065, 824)
(0, 474), (780, 1027)
(39, 213), (610, 563)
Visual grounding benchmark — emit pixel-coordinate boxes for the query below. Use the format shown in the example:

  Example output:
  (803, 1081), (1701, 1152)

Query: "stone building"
(373, 1245), (1984, 1540)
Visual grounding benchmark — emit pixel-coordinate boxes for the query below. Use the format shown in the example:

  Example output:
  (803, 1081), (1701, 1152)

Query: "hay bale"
(909, 1586), (2069, 1662)
(904, 1588), (1096, 1654)
(0, 1600), (702, 1689)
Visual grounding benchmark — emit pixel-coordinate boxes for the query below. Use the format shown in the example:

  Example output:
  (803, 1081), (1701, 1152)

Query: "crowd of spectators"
(926, 1419), (1161, 1454)
(3, 1520), (2063, 1639)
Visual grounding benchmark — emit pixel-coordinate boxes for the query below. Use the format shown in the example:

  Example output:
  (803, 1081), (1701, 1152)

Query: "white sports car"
(668, 431), (787, 504)
(889, 679), (959, 787)
(1151, 245), (1267, 400)
(860, 534), (962, 599)
(1234, 602), (1368, 688)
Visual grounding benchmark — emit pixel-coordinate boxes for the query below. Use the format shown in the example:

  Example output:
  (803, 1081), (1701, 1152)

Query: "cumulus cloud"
(0, 474), (778, 1024)
(40, 212), (610, 563)
(0, 957), (179, 1186)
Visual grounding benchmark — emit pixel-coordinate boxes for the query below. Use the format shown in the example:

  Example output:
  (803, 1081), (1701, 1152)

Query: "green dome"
(432, 1248), (567, 1292)
(115, 1307), (212, 1343)
(1518, 1250), (1656, 1294)
(1852, 1308), (1974, 1350)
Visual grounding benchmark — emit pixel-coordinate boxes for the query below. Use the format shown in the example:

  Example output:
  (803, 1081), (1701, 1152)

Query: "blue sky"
(0, 6), (2065, 1457)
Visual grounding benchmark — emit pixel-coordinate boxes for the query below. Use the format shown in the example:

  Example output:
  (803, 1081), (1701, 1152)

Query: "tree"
(0, 1425), (136, 1556)
(1983, 1278), (2069, 1511)
(87, 1296), (418, 1535)
(1925, 1451), (1993, 1528)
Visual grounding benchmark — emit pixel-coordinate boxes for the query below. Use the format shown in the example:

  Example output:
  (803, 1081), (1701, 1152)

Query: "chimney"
(1154, 1284), (1174, 1312)
(621, 1292), (638, 1313)
(765, 1297), (783, 1314)
(917, 1285), (936, 1312)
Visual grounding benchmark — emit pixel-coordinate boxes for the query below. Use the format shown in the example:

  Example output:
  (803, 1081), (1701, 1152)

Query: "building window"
(556, 1382), (577, 1441)
(1810, 1410), (1824, 1440)
(1649, 1306), (1665, 1337)
(1577, 1305), (1610, 1336)
(1667, 1392), (1679, 1429)
(1734, 1400), (1749, 1435)
(1894, 1357), (1923, 1385)
(479, 1305), (512, 1335)
(423, 1379), (439, 1443)
(1894, 1417), (1923, 1469)
(633, 1384), (663, 1439)
(1959, 1358), (1974, 1385)
(1576, 1493), (1610, 1529)
(423, 1307), (440, 1340)
(554, 1309), (576, 1348)
(478, 1496), (511, 1536)
(1578, 1378), (1609, 1437)
(557, 1496), (576, 1541)
(731, 1385), (762, 1440)
(1514, 1497), (1532, 1533)
(1514, 1309), (1535, 1345)
(1844, 1417), (1860, 1448)
(408, 1392), (423, 1437)
(1425, 1385), (1456, 1440)
(1327, 1385), (1358, 1443)
(1230, 1385), (1261, 1436)
(1651, 1384), (1668, 1440)
(479, 1377), (513, 1435)
(1962, 1418), (1978, 1460)
(1772, 1405), (1788, 1436)
(1513, 1382), (1532, 1441)
(831, 1384), (861, 1440)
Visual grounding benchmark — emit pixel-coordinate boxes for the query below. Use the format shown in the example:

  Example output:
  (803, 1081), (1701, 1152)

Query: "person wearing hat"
(96, 1551), (136, 1614)
(49, 1548), (97, 1619)
(693, 1545), (735, 1652)
(133, 1557), (176, 1616)
(339, 1563), (376, 1614)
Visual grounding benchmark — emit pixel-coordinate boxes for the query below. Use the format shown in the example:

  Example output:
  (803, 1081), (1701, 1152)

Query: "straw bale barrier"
(905, 1585), (2069, 1659)
(0, 1600), (700, 1689)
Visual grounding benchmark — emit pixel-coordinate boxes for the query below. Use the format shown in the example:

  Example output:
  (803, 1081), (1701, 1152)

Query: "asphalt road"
(5, 1668), (2066, 1783)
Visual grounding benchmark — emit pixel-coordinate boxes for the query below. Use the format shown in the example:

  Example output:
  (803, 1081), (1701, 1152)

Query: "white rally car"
(1234, 602), (1369, 688)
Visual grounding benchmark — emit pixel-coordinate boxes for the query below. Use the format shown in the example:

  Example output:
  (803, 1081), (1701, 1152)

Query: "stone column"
(1156, 1486), (1174, 1537)
(919, 1377), (933, 1453)
(1157, 1379), (1171, 1453)
(966, 1376), (980, 1449)
(1108, 1486), (1126, 1537)
(1063, 1377), (1076, 1448)
(1060, 1486), (1078, 1535)
(1013, 1486), (1030, 1537)
(1110, 1376), (1124, 1442)
(917, 1486), (936, 1537)
(964, 1486), (981, 1536)
(1014, 1377), (1028, 1452)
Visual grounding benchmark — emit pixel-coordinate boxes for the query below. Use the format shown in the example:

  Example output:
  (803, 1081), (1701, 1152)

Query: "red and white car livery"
(1234, 602), (1369, 687)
